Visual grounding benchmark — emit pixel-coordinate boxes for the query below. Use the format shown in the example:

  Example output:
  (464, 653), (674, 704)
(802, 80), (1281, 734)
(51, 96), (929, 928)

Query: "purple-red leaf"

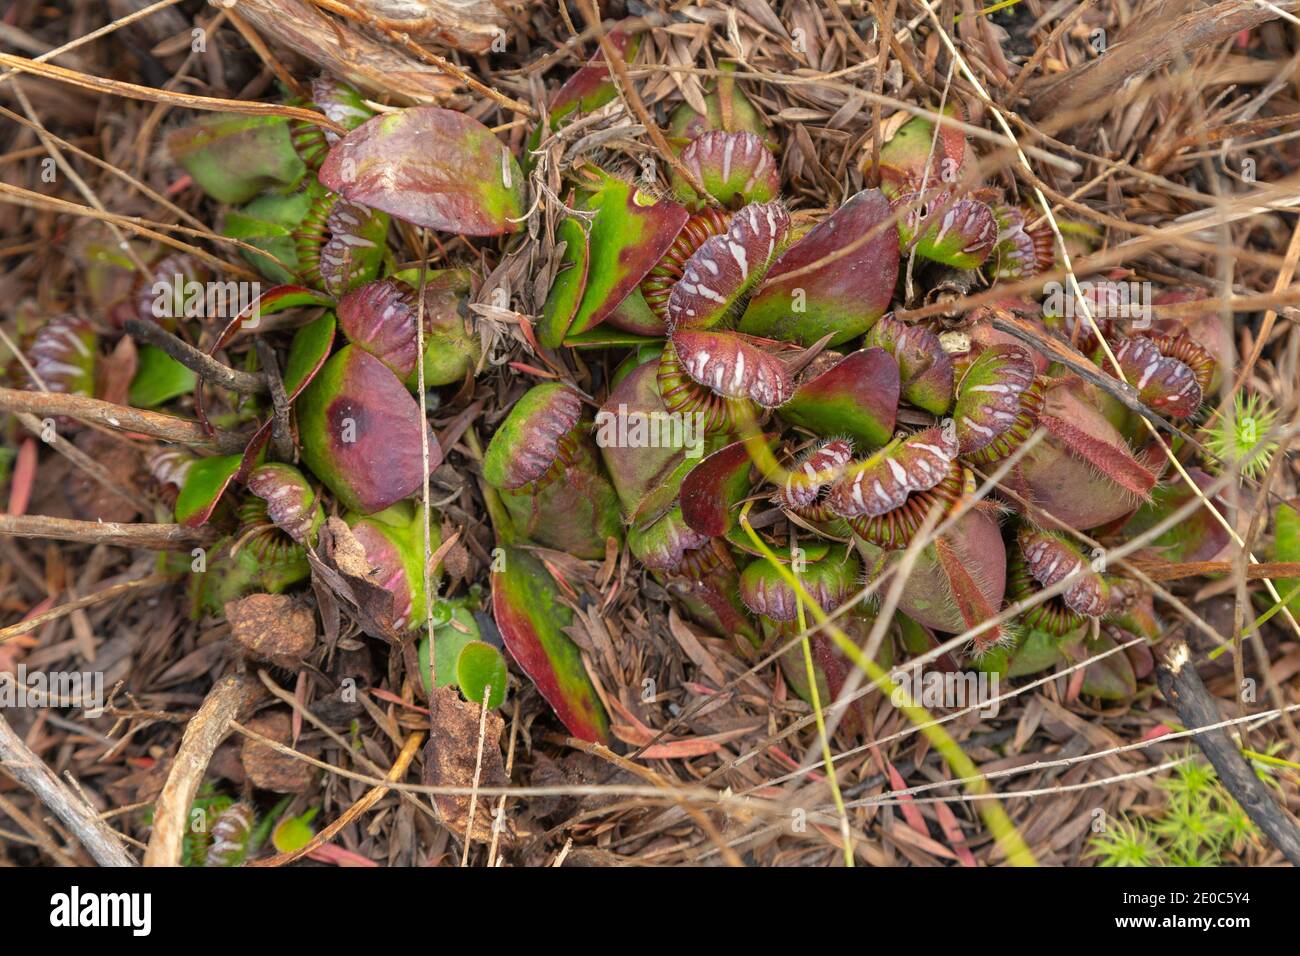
(319, 106), (525, 236)
(740, 189), (899, 346)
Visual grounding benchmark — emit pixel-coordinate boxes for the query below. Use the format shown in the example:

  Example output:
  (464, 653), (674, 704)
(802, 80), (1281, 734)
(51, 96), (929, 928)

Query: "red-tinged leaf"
(933, 799), (979, 868)
(175, 453), (241, 527)
(296, 345), (439, 514)
(491, 543), (610, 742)
(597, 359), (692, 515)
(549, 177), (687, 345)
(884, 760), (929, 836)
(666, 200), (789, 331)
(680, 438), (762, 536)
(779, 348), (900, 448)
(676, 130), (779, 208)
(934, 532), (1010, 652)
(208, 285), (334, 356)
(1120, 466), (1230, 564)
(545, 30), (639, 129)
(282, 312), (336, 399)
(878, 107), (969, 199)
(740, 189), (899, 346)
(671, 328), (793, 406)
(827, 427), (958, 518)
(1074, 630), (1137, 700)
(319, 106), (525, 236)
(1111, 334), (1203, 419)
(167, 113), (304, 204)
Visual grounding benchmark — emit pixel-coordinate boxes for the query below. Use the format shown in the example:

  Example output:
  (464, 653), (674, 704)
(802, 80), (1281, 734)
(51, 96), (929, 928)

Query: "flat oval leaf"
(539, 216), (591, 348)
(551, 177), (687, 345)
(319, 107), (525, 236)
(175, 453), (241, 527)
(129, 344), (197, 408)
(492, 543), (610, 742)
(680, 438), (763, 536)
(297, 345), (439, 514)
(740, 189), (899, 346)
(779, 348), (899, 448)
(455, 641), (509, 709)
(283, 312), (336, 399)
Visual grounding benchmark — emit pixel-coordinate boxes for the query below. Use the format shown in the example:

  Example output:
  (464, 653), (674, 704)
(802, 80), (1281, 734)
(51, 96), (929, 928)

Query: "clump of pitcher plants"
(9, 41), (1253, 747)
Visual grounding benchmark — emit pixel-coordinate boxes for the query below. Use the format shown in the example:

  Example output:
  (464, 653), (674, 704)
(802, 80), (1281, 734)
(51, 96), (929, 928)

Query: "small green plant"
(1202, 391), (1279, 481)
(1086, 756), (1261, 866)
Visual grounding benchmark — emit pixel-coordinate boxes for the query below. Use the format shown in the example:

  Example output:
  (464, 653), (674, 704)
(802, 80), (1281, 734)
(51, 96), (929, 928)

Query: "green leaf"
(541, 176), (687, 347)
(128, 345), (197, 408)
(271, 808), (318, 854)
(417, 604), (482, 693)
(175, 454), (242, 527)
(283, 313), (337, 399)
(455, 641), (509, 709)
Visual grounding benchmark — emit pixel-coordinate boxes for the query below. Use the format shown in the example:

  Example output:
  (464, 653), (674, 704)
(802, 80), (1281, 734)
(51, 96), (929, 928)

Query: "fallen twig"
(1156, 641), (1300, 866)
(0, 711), (136, 866)
(142, 674), (250, 866)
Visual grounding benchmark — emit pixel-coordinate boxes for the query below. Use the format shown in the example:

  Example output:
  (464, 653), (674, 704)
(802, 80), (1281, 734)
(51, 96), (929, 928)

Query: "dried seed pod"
(676, 130), (780, 208)
(666, 200), (789, 331)
(640, 208), (731, 321)
(1018, 527), (1109, 617)
(226, 592), (317, 669)
(30, 314), (96, 396)
(865, 314), (954, 415)
(952, 344), (1038, 458)
(204, 801), (255, 867)
(1109, 334), (1204, 419)
(670, 328), (794, 407)
(772, 438), (854, 511)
